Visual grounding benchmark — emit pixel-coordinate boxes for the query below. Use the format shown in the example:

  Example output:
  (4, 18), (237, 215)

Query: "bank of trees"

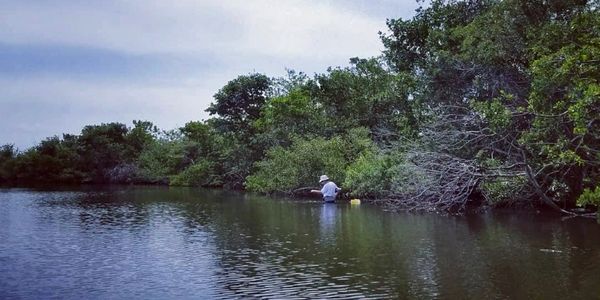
(1, 0), (599, 214)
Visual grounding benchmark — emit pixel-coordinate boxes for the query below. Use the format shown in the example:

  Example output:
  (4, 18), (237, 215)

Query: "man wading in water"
(311, 175), (341, 203)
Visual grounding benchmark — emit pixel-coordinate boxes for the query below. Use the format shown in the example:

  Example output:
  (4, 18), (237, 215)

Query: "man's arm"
(334, 183), (341, 194)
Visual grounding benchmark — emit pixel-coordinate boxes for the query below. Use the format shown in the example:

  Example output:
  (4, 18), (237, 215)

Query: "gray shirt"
(320, 181), (340, 197)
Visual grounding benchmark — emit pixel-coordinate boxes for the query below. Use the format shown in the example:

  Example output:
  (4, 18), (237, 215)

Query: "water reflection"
(319, 203), (338, 244)
(1, 186), (600, 299)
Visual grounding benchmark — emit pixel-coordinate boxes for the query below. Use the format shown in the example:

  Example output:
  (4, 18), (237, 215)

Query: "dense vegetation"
(1, 0), (599, 215)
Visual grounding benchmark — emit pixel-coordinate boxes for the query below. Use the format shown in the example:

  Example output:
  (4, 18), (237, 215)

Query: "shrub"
(169, 160), (220, 187)
(577, 186), (600, 213)
(480, 176), (528, 206)
(137, 139), (187, 183)
(106, 163), (139, 183)
(343, 152), (389, 197)
(246, 137), (347, 193)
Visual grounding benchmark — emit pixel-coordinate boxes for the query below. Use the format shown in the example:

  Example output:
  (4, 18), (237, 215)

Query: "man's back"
(321, 181), (339, 197)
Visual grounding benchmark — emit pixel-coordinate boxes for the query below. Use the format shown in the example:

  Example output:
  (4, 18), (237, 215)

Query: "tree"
(77, 123), (130, 182)
(376, 0), (600, 212)
(0, 144), (17, 183)
(524, 6), (600, 207)
(206, 73), (271, 136)
(126, 120), (158, 157)
(246, 127), (374, 194)
(253, 88), (322, 148)
(310, 57), (418, 142)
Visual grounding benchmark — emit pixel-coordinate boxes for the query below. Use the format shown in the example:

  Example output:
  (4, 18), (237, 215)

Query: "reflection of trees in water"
(70, 187), (158, 232)
(419, 212), (600, 299)
(199, 197), (383, 298)
(200, 198), (600, 299)
(34, 186), (225, 233)
(406, 238), (440, 299)
(207, 199), (326, 296)
(318, 203), (338, 244)
(328, 210), (600, 299)
(26, 187), (600, 298)
(29, 188), (149, 233)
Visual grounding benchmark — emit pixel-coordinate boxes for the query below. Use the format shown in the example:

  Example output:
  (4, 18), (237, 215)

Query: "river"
(1, 186), (599, 299)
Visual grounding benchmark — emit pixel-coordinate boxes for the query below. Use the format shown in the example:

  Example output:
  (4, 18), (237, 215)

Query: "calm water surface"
(1, 186), (599, 299)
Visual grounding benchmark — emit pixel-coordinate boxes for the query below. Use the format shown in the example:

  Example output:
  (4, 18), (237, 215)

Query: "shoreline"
(2, 183), (596, 220)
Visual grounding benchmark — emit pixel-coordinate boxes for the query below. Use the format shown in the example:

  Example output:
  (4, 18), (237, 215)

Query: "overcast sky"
(0, 0), (421, 149)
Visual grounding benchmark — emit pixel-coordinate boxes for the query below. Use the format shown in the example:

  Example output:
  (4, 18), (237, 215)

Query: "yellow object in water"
(350, 199), (361, 205)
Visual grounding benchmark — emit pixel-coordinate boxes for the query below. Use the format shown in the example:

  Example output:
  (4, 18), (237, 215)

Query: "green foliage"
(136, 121), (226, 186)
(253, 88), (321, 147)
(344, 148), (436, 199)
(126, 120), (158, 156)
(169, 159), (220, 187)
(77, 123), (130, 181)
(455, 1), (526, 67)
(206, 73), (271, 135)
(180, 121), (211, 143)
(137, 139), (186, 183)
(3, 121), (163, 184)
(246, 137), (347, 193)
(480, 176), (528, 205)
(577, 186), (600, 207)
(380, 0), (600, 209)
(310, 58), (418, 140)
(523, 6), (600, 205)
(471, 97), (513, 132)
(246, 128), (373, 193)
(214, 134), (257, 189)
(0, 144), (17, 182)
(343, 152), (389, 197)
(11, 136), (83, 183)
(179, 121), (223, 163)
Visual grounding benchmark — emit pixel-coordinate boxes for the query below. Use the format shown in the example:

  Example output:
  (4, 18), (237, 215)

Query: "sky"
(0, 0), (421, 149)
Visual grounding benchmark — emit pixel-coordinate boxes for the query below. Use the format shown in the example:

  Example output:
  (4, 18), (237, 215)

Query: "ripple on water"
(212, 243), (377, 299)
(2, 188), (600, 299)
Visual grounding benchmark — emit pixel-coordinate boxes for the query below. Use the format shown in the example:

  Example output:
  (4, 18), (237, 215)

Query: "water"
(1, 186), (599, 299)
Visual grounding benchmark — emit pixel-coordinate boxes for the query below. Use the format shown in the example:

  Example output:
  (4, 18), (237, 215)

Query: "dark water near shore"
(1, 186), (599, 299)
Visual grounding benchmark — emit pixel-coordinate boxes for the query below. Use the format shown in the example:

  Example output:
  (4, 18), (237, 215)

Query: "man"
(311, 175), (342, 203)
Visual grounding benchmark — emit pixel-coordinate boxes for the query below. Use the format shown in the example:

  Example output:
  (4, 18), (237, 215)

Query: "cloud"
(0, 1), (236, 54)
(0, 76), (218, 148)
(0, 0), (421, 148)
(217, 0), (385, 60)
(0, 43), (220, 81)
(1, 0), (407, 59)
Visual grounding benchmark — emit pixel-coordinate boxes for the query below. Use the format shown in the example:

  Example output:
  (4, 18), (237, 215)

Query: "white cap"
(319, 175), (329, 183)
